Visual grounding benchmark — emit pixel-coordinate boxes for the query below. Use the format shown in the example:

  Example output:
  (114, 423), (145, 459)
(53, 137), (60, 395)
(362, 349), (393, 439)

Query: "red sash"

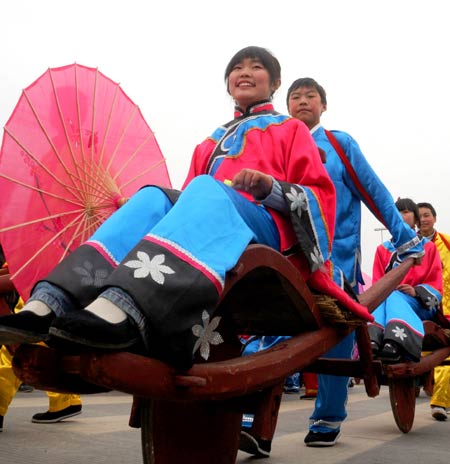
(324, 130), (385, 225)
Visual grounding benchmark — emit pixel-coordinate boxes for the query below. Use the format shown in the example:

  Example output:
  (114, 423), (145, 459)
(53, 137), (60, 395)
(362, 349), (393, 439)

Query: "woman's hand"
(230, 169), (273, 200)
(396, 283), (417, 297)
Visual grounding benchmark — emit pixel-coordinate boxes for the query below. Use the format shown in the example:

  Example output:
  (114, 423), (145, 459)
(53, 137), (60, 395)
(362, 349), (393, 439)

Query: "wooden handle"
(358, 258), (415, 312)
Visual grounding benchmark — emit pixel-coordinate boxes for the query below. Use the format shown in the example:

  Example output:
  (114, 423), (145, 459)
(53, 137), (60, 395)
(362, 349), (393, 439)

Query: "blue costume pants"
(33, 176), (280, 365)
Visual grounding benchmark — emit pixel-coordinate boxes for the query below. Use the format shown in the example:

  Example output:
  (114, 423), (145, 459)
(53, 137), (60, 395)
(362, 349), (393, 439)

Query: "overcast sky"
(1, 0), (449, 274)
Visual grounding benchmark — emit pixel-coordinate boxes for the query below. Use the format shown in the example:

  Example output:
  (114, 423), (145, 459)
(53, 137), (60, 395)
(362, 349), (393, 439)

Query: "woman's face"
(400, 209), (417, 230)
(227, 57), (279, 111)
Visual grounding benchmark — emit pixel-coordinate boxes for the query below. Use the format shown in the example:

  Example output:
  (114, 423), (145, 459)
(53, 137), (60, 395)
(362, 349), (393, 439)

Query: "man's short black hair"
(286, 77), (327, 107)
(417, 202), (437, 218)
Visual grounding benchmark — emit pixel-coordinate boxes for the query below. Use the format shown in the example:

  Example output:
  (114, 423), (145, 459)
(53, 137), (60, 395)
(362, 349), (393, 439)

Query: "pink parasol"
(0, 63), (172, 299)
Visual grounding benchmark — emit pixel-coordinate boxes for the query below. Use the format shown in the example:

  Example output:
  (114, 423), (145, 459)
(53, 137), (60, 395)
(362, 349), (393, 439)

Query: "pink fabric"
(0, 64), (172, 299)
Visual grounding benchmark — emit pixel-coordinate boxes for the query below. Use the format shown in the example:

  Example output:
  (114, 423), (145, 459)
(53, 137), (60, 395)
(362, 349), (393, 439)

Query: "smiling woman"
(225, 46), (281, 112)
(369, 198), (443, 362)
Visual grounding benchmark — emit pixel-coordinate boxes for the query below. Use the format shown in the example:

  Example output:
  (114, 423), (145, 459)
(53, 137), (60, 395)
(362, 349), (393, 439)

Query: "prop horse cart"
(1, 246), (450, 464)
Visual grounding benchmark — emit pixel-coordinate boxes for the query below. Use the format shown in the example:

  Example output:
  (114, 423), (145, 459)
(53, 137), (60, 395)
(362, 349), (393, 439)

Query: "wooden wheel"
(388, 377), (416, 433)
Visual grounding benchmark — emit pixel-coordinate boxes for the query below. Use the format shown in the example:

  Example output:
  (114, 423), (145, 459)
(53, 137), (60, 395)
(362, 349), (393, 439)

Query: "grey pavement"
(1, 384), (450, 463)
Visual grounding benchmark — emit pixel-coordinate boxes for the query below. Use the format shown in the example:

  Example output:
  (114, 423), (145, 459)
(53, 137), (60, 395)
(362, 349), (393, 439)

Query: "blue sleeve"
(332, 130), (424, 259)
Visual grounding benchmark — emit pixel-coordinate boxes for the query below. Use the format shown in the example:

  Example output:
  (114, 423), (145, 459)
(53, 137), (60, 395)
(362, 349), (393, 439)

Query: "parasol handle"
(112, 193), (128, 209)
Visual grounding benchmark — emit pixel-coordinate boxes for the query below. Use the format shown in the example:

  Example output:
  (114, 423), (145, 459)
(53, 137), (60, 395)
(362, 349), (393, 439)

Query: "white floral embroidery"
(124, 251), (175, 284)
(392, 326), (407, 341)
(286, 187), (308, 217)
(310, 247), (324, 272)
(192, 310), (224, 360)
(74, 261), (109, 287)
(425, 295), (439, 309)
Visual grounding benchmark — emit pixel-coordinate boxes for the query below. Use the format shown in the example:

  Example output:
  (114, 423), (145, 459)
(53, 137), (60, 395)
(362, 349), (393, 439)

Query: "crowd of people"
(0, 45), (448, 460)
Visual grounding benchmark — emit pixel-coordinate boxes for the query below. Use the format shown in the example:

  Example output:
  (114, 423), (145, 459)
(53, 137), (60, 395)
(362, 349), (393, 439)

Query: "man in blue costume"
(239, 78), (424, 457)
(288, 77), (425, 446)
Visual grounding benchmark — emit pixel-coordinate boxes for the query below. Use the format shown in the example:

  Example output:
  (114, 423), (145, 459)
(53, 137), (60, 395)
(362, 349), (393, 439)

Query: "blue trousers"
(32, 176), (280, 360)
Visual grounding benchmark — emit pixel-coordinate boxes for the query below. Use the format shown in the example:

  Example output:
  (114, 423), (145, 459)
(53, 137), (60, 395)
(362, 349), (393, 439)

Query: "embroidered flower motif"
(425, 295), (439, 309)
(124, 251), (175, 284)
(310, 246), (324, 272)
(286, 187), (308, 217)
(192, 310), (224, 360)
(74, 261), (109, 287)
(392, 326), (407, 341)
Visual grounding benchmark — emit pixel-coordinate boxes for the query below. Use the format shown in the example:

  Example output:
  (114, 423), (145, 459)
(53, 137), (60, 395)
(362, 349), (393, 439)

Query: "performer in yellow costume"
(0, 298), (82, 432)
(418, 202), (450, 421)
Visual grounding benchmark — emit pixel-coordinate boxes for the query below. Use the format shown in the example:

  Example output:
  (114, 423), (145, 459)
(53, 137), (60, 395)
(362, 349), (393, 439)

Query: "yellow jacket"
(433, 231), (450, 316)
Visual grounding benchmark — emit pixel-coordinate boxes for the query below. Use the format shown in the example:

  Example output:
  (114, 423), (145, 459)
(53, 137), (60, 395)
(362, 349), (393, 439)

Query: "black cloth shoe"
(239, 430), (271, 458)
(0, 312), (54, 344)
(370, 341), (380, 355)
(379, 341), (402, 361)
(31, 404), (82, 423)
(49, 310), (140, 350)
(304, 430), (340, 447)
(0, 414), (3, 432)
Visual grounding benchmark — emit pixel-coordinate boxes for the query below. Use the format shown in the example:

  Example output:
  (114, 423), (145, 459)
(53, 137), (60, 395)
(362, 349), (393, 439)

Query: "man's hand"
(230, 169), (273, 200)
(397, 283), (416, 297)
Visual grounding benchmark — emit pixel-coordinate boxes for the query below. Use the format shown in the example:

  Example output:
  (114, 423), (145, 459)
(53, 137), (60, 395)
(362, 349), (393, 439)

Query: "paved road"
(1, 384), (450, 463)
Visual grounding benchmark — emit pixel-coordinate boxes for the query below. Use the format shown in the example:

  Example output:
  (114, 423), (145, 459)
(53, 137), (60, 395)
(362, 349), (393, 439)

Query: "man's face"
(287, 86), (326, 130)
(419, 207), (436, 236)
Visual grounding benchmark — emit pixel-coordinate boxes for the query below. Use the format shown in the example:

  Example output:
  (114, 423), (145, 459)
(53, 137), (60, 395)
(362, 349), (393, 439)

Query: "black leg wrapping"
(384, 321), (422, 361)
(107, 239), (221, 369)
(45, 244), (115, 307)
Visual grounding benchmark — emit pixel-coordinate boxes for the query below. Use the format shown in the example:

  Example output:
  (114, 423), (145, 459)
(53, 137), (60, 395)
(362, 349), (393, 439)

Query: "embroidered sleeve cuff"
(415, 285), (441, 310)
(260, 178), (290, 214)
(396, 235), (425, 260)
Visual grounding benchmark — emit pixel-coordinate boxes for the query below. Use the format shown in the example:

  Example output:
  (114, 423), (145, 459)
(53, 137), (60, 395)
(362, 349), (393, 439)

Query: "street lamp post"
(374, 227), (387, 243)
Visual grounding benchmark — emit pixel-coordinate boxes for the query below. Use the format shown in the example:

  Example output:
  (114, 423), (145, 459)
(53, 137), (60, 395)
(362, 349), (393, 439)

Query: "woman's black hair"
(224, 46), (281, 96)
(395, 197), (420, 223)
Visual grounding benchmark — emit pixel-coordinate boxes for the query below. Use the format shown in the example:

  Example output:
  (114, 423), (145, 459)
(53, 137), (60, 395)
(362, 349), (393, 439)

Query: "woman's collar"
(234, 100), (274, 118)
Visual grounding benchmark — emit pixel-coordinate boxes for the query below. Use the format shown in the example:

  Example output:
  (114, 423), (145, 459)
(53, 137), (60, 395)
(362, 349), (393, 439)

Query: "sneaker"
(18, 384), (34, 393)
(241, 413), (254, 429)
(284, 373), (300, 393)
(0, 415), (3, 432)
(431, 406), (448, 421)
(304, 429), (340, 447)
(239, 430), (271, 458)
(300, 393), (317, 400)
(31, 404), (82, 423)
(283, 385), (300, 394)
